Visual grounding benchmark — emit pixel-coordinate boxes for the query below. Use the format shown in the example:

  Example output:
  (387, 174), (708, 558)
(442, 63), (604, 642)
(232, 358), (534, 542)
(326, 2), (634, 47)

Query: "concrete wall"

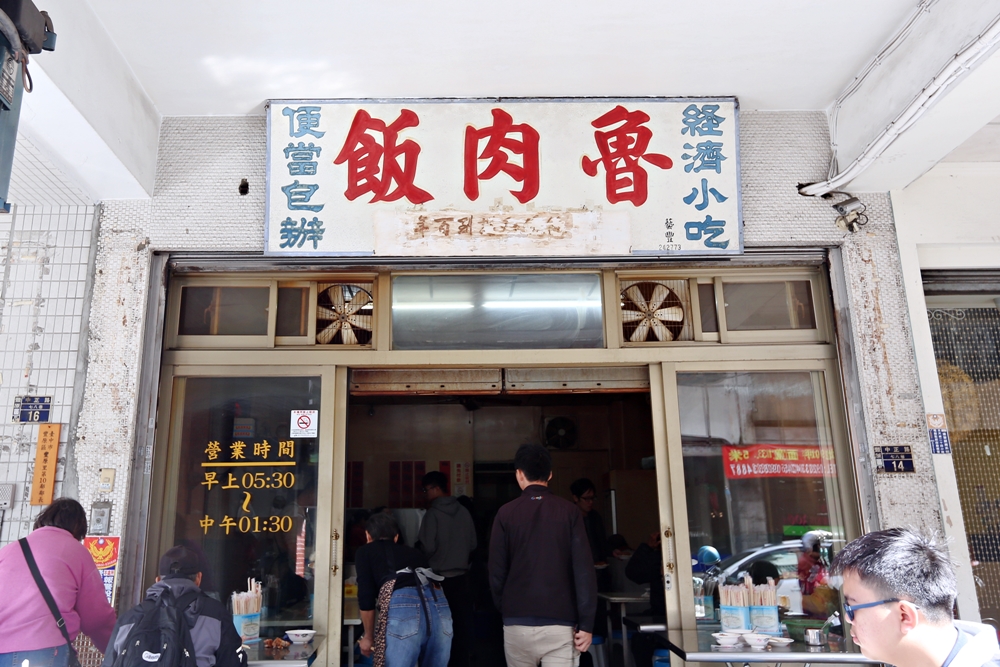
(0, 110), (962, 611)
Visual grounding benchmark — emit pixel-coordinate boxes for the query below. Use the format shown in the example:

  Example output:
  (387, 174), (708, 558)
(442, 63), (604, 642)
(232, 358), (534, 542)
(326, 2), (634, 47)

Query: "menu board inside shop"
(266, 98), (742, 257)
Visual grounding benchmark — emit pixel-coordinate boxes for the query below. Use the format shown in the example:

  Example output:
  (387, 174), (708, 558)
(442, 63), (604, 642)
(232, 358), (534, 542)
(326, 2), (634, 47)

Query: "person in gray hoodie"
(418, 471), (477, 667)
(102, 546), (246, 667)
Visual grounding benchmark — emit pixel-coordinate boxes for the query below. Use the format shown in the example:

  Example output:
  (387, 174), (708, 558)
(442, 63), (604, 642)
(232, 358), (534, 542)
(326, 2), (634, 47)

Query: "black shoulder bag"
(19, 538), (83, 667)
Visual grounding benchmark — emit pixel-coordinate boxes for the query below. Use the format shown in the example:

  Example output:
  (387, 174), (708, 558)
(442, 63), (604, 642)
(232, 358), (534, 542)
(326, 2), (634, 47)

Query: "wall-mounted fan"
(545, 417), (578, 449)
(621, 281), (685, 342)
(317, 284), (373, 345)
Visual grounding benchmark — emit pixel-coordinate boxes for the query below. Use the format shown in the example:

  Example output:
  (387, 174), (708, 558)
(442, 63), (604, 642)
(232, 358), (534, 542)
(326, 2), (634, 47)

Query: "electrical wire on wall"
(801, 3), (1000, 197)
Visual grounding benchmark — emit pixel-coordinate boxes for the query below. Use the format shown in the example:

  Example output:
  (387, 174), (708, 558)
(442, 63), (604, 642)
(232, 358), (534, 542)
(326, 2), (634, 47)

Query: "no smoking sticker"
(290, 410), (318, 438)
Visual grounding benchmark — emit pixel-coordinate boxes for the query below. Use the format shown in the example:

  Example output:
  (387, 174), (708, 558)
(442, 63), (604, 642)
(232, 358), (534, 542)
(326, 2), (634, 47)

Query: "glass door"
(670, 369), (857, 628)
(152, 367), (344, 662)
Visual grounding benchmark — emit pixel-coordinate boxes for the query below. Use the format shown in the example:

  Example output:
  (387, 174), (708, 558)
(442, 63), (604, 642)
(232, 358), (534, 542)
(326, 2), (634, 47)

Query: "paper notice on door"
(290, 410), (318, 438)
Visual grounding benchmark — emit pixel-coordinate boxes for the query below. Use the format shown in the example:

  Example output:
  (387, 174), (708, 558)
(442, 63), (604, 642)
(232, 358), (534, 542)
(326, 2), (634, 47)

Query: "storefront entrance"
(143, 264), (861, 666)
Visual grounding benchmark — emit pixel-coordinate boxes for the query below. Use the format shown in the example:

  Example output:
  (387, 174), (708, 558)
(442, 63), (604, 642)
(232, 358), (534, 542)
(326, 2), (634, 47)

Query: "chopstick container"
(749, 605), (780, 635)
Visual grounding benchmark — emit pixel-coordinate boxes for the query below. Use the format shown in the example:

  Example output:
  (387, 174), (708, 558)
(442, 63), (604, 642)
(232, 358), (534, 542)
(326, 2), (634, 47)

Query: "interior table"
(597, 592), (651, 667)
(244, 639), (319, 667)
(647, 627), (879, 667)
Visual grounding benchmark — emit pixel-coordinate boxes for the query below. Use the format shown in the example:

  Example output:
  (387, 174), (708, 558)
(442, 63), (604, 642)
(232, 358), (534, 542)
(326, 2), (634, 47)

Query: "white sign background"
(289, 410), (318, 438)
(266, 98), (741, 257)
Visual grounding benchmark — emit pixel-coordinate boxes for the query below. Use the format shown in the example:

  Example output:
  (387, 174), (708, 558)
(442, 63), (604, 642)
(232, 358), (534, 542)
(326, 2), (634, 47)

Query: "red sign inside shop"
(721, 444), (837, 480)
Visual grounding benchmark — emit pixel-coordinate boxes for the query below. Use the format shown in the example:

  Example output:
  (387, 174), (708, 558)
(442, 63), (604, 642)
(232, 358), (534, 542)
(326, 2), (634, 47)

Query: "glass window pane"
(179, 286), (270, 336)
(391, 274), (604, 350)
(723, 281), (816, 331)
(678, 371), (845, 620)
(699, 283), (718, 333)
(171, 376), (320, 636)
(276, 287), (309, 337)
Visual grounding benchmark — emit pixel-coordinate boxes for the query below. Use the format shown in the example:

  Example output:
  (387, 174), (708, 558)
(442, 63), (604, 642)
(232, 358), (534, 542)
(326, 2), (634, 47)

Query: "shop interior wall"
(345, 397), (656, 549)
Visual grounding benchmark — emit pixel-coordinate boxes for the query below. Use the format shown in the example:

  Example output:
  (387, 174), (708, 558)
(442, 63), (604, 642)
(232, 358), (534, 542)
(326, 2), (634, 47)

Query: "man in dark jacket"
(418, 470), (477, 667)
(102, 546), (247, 667)
(489, 444), (597, 667)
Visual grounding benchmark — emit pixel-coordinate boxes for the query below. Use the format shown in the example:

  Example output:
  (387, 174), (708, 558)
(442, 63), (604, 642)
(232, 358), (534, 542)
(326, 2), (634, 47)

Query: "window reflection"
(171, 376), (320, 636)
(178, 286), (270, 336)
(678, 372), (843, 620)
(723, 281), (815, 330)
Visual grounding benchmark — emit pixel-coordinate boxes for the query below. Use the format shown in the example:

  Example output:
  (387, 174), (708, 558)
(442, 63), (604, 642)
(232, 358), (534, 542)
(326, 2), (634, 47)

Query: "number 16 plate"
(13, 396), (52, 423)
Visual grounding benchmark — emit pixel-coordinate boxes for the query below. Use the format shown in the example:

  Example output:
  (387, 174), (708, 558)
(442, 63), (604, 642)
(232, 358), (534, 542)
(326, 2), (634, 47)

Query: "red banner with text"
(722, 445), (836, 480)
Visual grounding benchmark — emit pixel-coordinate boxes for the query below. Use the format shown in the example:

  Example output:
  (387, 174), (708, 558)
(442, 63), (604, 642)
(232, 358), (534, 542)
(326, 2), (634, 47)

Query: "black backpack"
(110, 588), (200, 667)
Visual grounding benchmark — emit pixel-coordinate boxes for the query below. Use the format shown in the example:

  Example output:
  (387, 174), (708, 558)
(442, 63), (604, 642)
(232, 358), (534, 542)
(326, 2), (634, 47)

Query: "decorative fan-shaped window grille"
(620, 279), (693, 343)
(316, 283), (374, 346)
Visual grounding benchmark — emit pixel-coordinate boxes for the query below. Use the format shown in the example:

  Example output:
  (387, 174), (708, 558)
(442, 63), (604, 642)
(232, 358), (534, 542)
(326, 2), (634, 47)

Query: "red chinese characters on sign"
(464, 109), (540, 204)
(334, 109), (433, 204)
(582, 105), (673, 206)
(722, 445), (837, 480)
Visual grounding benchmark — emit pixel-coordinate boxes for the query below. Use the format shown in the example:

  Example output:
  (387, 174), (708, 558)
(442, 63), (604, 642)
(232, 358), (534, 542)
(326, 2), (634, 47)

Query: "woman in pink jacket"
(0, 498), (117, 667)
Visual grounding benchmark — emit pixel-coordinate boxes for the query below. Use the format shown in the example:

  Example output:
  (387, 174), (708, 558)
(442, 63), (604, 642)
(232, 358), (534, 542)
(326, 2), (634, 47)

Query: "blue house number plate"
(13, 396), (52, 423)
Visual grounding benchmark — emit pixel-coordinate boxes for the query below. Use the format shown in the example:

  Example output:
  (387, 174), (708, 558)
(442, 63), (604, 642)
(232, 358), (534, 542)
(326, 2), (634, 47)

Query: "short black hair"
(366, 510), (400, 541)
(34, 498), (88, 541)
(514, 444), (551, 483)
(607, 534), (630, 552)
(421, 471), (449, 493)
(570, 478), (596, 498)
(830, 528), (956, 623)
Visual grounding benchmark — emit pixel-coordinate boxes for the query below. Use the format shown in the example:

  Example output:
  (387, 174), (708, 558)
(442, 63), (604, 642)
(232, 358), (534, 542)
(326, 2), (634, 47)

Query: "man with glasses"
(831, 528), (999, 667)
(570, 479), (609, 573)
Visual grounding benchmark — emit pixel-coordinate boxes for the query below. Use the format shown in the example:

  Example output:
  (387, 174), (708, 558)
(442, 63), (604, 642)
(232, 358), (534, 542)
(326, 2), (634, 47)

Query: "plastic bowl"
(285, 629), (316, 644)
(744, 634), (771, 648)
(723, 628), (754, 635)
(769, 637), (794, 646)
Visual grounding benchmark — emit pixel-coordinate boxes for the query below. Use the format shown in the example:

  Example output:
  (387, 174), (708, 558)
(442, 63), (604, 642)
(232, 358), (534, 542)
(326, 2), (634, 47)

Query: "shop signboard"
(265, 98), (742, 257)
(722, 444), (836, 480)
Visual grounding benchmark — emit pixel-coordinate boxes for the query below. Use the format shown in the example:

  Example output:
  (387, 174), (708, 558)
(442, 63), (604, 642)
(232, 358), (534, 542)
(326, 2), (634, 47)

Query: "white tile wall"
(0, 205), (97, 543)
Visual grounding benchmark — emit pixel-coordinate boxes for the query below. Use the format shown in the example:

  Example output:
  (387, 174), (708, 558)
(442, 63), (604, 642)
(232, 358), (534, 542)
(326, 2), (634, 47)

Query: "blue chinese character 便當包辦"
(282, 106), (325, 138)
(279, 217), (326, 250)
(682, 177), (728, 211)
(284, 142), (322, 176)
(685, 215), (729, 249)
(681, 104), (725, 136)
(281, 180), (324, 212)
(681, 141), (727, 174)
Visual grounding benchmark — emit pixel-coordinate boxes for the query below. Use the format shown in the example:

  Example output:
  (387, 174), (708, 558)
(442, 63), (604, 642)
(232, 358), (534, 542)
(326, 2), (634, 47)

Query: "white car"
(717, 540), (805, 614)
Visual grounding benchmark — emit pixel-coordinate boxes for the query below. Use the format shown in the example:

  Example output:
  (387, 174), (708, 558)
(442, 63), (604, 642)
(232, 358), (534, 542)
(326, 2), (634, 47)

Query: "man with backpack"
(102, 545), (247, 667)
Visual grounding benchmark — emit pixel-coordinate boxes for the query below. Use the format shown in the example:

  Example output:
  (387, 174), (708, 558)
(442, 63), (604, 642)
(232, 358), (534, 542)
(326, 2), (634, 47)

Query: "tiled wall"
(0, 204), (97, 543)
